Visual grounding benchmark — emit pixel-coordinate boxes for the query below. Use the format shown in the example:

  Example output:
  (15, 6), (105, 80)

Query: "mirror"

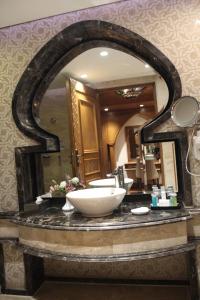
(171, 96), (199, 127)
(33, 46), (178, 194)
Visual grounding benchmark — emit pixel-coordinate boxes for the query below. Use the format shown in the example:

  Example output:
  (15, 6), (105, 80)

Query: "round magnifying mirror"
(171, 96), (200, 127)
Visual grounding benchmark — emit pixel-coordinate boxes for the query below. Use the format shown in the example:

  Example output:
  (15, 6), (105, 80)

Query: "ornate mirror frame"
(12, 20), (192, 209)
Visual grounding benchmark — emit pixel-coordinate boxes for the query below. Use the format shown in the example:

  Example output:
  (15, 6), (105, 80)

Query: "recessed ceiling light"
(140, 104), (144, 107)
(145, 64), (150, 68)
(104, 108), (109, 111)
(195, 19), (200, 25)
(135, 86), (143, 91)
(80, 74), (87, 79)
(100, 51), (109, 57)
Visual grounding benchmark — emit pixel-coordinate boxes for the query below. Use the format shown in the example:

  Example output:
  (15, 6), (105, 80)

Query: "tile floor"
(0, 281), (191, 300)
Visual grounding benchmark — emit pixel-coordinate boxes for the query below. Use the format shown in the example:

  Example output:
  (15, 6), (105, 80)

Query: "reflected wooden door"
(69, 78), (102, 185)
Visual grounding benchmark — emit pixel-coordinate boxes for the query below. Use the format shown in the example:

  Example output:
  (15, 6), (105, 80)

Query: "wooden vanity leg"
(187, 249), (199, 300)
(24, 253), (44, 295)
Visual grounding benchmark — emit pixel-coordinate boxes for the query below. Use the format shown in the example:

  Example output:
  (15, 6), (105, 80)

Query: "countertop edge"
(13, 215), (191, 231)
(18, 242), (195, 262)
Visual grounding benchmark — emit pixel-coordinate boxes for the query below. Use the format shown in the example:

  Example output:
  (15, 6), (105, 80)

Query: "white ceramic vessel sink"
(88, 178), (133, 191)
(66, 187), (126, 217)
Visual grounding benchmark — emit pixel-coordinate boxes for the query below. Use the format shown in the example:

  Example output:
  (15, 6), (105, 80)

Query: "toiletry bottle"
(161, 186), (166, 200)
(166, 186), (174, 198)
(170, 192), (177, 207)
(151, 192), (158, 207)
(159, 186), (170, 206)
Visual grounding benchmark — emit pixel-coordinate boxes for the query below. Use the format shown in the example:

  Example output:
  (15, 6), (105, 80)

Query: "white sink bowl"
(66, 187), (126, 217)
(88, 178), (133, 192)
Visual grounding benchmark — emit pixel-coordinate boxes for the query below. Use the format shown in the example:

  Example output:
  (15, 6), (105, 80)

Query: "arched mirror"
(13, 20), (192, 208)
(33, 46), (178, 194)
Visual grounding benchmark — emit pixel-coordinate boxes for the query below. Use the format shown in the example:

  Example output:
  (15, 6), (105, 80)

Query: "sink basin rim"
(66, 187), (126, 199)
(66, 187), (126, 217)
(88, 178), (133, 188)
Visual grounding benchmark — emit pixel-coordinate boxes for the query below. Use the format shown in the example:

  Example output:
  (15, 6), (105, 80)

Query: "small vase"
(62, 194), (74, 211)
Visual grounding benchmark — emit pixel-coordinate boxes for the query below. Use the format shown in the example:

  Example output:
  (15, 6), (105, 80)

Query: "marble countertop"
(14, 198), (191, 231)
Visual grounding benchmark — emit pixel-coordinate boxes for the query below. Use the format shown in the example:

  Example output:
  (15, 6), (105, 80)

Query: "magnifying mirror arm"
(195, 110), (200, 125)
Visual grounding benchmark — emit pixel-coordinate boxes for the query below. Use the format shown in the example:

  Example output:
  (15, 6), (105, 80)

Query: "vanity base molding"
(18, 242), (194, 262)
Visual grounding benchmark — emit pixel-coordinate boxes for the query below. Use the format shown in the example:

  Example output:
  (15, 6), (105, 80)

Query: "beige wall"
(39, 88), (73, 192)
(0, 0), (200, 211)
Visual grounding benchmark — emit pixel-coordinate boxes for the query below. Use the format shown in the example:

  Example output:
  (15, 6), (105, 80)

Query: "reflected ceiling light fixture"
(140, 104), (144, 107)
(80, 73), (88, 79)
(116, 86), (144, 99)
(104, 107), (109, 111)
(195, 19), (200, 25)
(145, 63), (150, 68)
(100, 50), (109, 56)
(135, 87), (144, 91)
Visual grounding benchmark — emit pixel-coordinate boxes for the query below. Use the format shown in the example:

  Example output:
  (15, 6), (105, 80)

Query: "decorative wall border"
(11, 20), (192, 208)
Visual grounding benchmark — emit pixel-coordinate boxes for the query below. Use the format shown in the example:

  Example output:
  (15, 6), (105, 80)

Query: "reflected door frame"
(69, 78), (103, 185)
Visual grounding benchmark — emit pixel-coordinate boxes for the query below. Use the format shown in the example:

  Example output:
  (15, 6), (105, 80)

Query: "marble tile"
(18, 220), (187, 256)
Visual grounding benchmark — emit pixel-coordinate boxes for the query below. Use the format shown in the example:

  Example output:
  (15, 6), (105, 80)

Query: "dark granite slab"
(0, 212), (16, 219)
(14, 197), (190, 231)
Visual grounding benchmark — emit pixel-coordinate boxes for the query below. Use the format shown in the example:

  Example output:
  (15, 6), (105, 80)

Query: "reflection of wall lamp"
(116, 86), (144, 99)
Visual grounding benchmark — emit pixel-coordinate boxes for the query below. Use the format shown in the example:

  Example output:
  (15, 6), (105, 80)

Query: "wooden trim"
(83, 150), (99, 154)
(84, 158), (100, 161)
(125, 125), (140, 162)
(85, 170), (101, 176)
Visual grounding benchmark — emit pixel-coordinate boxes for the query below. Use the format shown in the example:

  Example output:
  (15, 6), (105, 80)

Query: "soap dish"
(131, 207), (150, 215)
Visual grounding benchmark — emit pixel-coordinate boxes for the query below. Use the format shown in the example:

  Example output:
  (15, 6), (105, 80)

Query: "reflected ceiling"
(49, 47), (156, 89)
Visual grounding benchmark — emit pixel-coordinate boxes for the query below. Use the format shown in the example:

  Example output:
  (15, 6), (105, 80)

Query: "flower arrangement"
(49, 175), (85, 197)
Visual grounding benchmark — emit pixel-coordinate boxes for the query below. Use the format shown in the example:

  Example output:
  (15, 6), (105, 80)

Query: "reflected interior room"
(1, 1), (200, 300)
(35, 47), (177, 194)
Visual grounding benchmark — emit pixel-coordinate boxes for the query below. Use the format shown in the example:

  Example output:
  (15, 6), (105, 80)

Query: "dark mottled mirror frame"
(12, 20), (192, 211)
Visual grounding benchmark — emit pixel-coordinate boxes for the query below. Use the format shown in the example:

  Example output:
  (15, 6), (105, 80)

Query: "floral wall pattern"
(2, 241), (25, 290)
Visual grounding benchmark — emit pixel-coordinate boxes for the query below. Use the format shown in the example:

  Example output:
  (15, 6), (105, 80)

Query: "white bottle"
(161, 186), (166, 200)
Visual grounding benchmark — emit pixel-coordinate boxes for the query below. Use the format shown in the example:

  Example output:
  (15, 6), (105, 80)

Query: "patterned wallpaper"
(1, 0), (200, 211)
(3, 241), (25, 290)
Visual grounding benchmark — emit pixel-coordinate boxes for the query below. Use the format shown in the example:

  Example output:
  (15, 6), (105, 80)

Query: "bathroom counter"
(14, 199), (190, 231)
(11, 198), (193, 263)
